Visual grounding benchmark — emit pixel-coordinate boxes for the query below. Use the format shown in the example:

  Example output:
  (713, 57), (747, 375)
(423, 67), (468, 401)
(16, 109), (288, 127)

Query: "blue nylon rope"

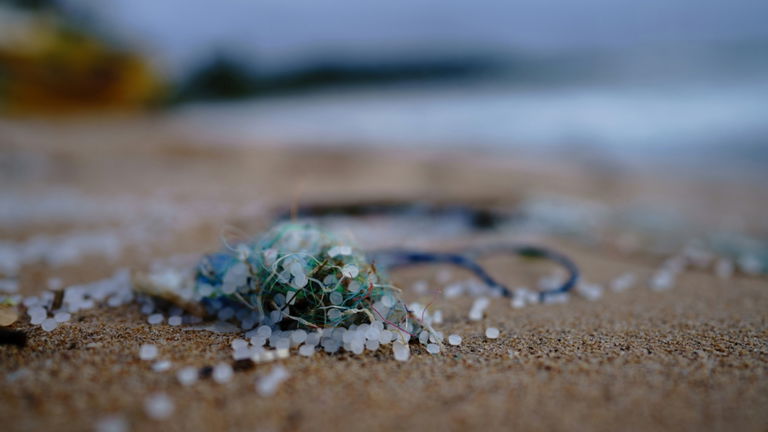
(370, 244), (579, 301)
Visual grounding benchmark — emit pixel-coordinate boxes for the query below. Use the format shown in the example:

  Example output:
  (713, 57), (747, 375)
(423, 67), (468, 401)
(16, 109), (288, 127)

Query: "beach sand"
(1, 118), (766, 432)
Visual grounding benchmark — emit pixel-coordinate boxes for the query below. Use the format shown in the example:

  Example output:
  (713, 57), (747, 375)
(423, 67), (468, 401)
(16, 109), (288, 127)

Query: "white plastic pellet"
(610, 273), (636, 292)
(468, 308), (483, 321)
(365, 339), (380, 351)
(41, 318), (57, 332)
(256, 365), (290, 397)
(379, 330), (394, 345)
(152, 360), (172, 372)
(650, 271), (674, 291)
(448, 334), (462, 346)
(139, 344), (158, 361)
(485, 327), (500, 339)
(432, 310), (443, 324)
(212, 363), (233, 384)
(167, 316), (182, 326)
(30, 311), (47, 325)
(419, 330), (429, 345)
(426, 343), (440, 354)
(291, 329), (307, 345)
(469, 297), (489, 321)
(256, 325), (272, 338)
(176, 366), (198, 386)
(393, 341), (410, 362)
(298, 344), (315, 357)
(144, 393), (174, 420)
(341, 264), (359, 278)
(54, 311), (71, 323)
(230, 338), (248, 350)
(147, 313), (164, 325)
(329, 291), (343, 305)
(576, 282), (603, 301)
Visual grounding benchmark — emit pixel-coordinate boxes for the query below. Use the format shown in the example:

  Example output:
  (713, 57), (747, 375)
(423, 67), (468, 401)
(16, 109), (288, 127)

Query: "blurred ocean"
(174, 74), (768, 178)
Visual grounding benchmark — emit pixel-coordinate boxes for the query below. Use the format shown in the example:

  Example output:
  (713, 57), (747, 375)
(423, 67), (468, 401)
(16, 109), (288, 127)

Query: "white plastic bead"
(448, 334), (462, 346)
(139, 344), (158, 361)
(485, 327), (500, 339)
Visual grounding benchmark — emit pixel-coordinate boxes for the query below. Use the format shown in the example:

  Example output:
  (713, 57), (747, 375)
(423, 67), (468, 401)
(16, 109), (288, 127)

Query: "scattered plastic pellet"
(256, 365), (290, 397)
(168, 316), (182, 326)
(298, 344), (315, 357)
(576, 282), (603, 301)
(144, 393), (174, 420)
(393, 341), (410, 362)
(139, 344), (158, 361)
(650, 271), (674, 291)
(608, 272), (634, 292)
(426, 343), (440, 354)
(147, 313), (164, 325)
(41, 318), (57, 332)
(152, 360), (172, 372)
(468, 297), (490, 321)
(54, 311), (71, 323)
(176, 366), (198, 386)
(212, 362), (233, 384)
(448, 334), (462, 346)
(485, 327), (500, 339)
(230, 338), (248, 350)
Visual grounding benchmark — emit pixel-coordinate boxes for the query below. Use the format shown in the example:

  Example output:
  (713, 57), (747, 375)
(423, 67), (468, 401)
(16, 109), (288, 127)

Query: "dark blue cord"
(370, 244), (579, 302)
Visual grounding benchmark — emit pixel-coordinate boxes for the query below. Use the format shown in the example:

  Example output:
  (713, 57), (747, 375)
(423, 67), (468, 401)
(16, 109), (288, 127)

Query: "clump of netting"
(193, 222), (432, 343)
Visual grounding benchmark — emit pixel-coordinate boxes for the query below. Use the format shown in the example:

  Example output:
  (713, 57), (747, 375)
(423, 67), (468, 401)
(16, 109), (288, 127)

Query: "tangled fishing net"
(136, 222), (438, 351)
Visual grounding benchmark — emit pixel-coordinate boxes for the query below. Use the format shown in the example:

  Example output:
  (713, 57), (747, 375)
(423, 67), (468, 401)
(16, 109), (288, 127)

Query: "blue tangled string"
(370, 244), (579, 302)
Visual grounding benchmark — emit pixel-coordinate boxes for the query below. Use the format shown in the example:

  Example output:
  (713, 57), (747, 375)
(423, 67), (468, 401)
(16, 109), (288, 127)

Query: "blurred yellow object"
(0, 7), (162, 114)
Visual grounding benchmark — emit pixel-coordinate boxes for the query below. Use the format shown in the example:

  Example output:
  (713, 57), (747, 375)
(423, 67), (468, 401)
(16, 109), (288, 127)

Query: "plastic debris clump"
(189, 222), (436, 348)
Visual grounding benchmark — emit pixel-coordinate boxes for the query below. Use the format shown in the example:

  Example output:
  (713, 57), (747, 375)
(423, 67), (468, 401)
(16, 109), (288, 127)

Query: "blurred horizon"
(2, 0), (767, 178)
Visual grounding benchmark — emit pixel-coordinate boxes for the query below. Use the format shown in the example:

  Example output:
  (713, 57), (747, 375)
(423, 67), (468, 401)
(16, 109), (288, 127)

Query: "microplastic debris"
(144, 393), (174, 420)
(485, 327), (500, 339)
(426, 343), (440, 354)
(650, 271), (674, 291)
(147, 313), (164, 325)
(230, 338), (248, 350)
(152, 360), (172, 372)
(41, 318), (58, 332)
(575, 282), (603, 301)
(468, 297), (489, 321)
(212, 362), (233, 384)
(168, 316), (182, 326)
(54, 311), (71, 323)
(256, 365), (290, 397)
(393, 341), (410, 362)
(176, 366), (198, 386)
(610, 273), (636, 292)
(448, 334), (462, 346)
(139, 344), (158, 361)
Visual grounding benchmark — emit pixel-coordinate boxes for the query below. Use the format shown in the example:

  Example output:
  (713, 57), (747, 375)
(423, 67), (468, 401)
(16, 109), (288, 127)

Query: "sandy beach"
(1, 117), (767, 432)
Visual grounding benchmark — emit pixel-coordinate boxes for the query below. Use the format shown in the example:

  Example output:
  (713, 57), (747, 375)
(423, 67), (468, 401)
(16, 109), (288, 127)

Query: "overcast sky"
(71, 0), (768, 74)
